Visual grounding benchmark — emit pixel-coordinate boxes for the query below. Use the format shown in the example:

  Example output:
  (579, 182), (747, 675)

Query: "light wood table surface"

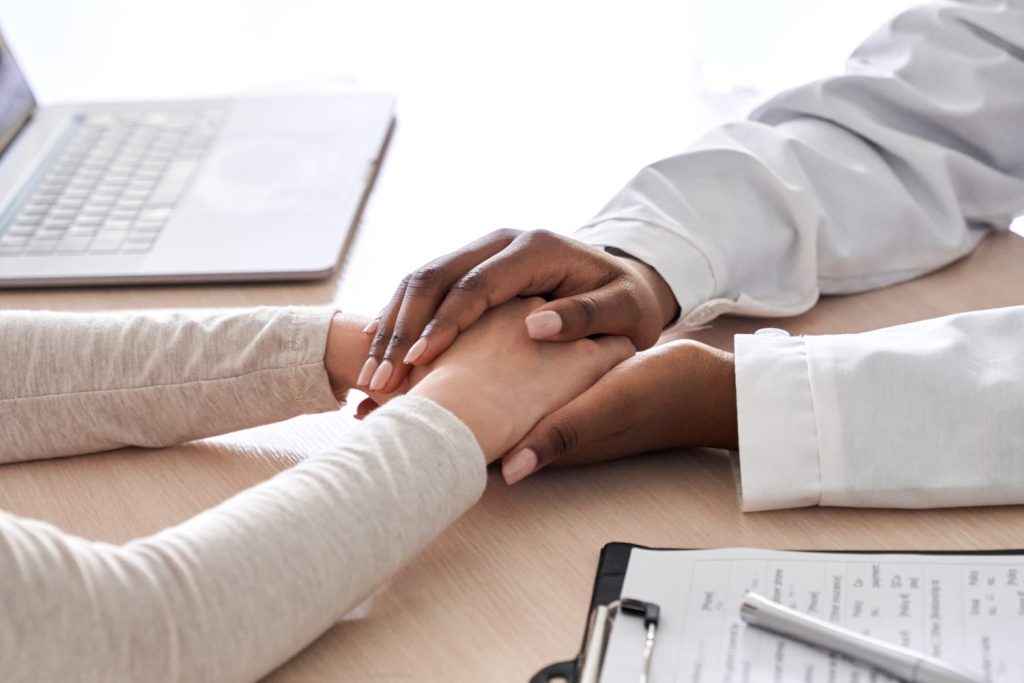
(2, 225), (1023, 682)
(0, 2), (1017, 680)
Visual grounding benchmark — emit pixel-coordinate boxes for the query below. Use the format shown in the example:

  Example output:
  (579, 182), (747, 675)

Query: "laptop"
(0, 26), (394, 287)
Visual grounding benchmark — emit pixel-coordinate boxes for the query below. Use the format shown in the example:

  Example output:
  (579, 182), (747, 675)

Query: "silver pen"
(740, 592), (981, 683)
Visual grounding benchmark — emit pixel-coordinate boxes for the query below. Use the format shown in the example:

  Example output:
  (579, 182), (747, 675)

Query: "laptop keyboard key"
(25, 237), (59, 253)
(56, 235), (93, 252)
(10, 107), (223, 258)
(0, 234), (29, 247)
(90, 231), (127, 252)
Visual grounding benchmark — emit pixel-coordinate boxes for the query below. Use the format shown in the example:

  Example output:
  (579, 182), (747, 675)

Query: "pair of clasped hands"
(325, 230), (739, 483)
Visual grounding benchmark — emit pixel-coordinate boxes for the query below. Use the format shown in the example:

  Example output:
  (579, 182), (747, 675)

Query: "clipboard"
(530, 542), (1024, 683)
(530, 542), (639, 683)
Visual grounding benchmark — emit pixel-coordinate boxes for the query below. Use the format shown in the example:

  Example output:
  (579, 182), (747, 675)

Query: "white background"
(0, 0), (917, 229)
(6, 0), (1015, 311)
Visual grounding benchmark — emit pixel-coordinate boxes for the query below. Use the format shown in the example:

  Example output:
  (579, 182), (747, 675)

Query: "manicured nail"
(368, 360), (394, 392)
(404, 337), (428, 364)
(525, 311), (562, 339)
(503, 448), (538, 485)
(356, 357), (378, 387)
(362, 320), (379, 335)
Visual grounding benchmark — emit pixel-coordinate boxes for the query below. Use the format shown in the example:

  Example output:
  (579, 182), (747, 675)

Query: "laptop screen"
(0, 29), (36, 156)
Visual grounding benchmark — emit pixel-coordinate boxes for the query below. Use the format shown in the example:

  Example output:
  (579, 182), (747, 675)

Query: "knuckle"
(384, 332), (408, 355)
(545, 419), (580, 459)
(489, 227), (522, 243)
(596, 264), (621, 288)
(453, 268), (486, 293)
(370, 326), (391, 353)
(406, 265), (445, 293)
(569, 295), (599, 326)
(422, 316), (452, 338)
(521, 228), (556, 247)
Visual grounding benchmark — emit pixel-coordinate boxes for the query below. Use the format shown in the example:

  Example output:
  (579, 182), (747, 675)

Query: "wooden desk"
(0, 2), (1015, 677)
(2, 229), (1022, 682)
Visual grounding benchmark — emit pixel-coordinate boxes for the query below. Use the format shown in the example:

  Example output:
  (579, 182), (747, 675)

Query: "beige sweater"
(0, 306), (486, 682)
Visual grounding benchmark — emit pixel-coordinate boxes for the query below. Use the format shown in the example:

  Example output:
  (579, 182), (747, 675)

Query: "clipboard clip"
(578, 597), (660, 683)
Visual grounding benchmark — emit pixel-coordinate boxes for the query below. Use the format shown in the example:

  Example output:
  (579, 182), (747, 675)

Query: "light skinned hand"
(355, 229), (678, 394)
(500, 340), (738, 484)
(323, 312), (408, 406)
(401, 297), (636, 461)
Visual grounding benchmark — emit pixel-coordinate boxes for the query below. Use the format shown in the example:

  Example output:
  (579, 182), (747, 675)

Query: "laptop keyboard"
(0, 109), (224, 256)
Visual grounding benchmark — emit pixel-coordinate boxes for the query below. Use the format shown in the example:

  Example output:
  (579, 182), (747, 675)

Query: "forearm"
(0, 307), (360, 464)
(0, 396), (486, 682)
(578, 1), (1024, 328)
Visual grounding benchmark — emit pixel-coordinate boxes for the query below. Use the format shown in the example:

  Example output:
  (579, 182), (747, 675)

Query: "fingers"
(360, 279), (408, 389)
(410, 233), (572, 366)
(525, 282), (650, 347)
(365, 228), (663, 396)
(360, 229), (521, 392)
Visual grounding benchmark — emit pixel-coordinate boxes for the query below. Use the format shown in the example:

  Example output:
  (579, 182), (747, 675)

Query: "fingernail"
(356, 357), (378, 387)
(503, 448), (538, 485)
(368, 360), (394, 392)
(525, 311), (562, 339)
(362, 320), (379, 335)
(404, 337), (428, 364)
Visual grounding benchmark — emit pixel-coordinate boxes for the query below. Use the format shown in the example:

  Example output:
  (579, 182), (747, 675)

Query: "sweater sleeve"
(0, 395), (487, 682)
(0, 306), (341, 464)
(576, 0), (1024, 330)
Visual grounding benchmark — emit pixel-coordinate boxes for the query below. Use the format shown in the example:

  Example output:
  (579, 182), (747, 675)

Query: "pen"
(740, 592), (980, 683)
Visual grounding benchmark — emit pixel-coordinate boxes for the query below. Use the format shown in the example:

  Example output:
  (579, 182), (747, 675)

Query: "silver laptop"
(0, 26), (394, 287)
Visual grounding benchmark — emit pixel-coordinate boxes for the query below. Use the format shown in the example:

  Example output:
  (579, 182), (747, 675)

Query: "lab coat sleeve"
(576, 0), (1024, 329)
(733, 305), (1024, 511)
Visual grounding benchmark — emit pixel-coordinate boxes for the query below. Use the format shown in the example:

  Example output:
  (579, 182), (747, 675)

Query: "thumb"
(501, 383), (620, 485)
(524, 283), (644, 345)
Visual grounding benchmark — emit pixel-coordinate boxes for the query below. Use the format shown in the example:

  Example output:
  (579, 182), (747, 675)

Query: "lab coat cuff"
(734, 333), (822, 511)
(574, 219), (716, 329)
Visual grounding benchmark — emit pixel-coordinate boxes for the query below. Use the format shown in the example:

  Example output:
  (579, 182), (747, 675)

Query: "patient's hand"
(499, 340), (738, 483)
(325, 312), (413, 405)
(405, 298), (635, 461)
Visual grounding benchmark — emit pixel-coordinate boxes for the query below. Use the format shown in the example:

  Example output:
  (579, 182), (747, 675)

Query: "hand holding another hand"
(357, 229), (679, 394)
(501, 340), (738, 484)
(405, 298), (635, 460)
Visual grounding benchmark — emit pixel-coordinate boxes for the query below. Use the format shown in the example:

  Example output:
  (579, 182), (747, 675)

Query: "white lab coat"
(577, 0), (1024, 510)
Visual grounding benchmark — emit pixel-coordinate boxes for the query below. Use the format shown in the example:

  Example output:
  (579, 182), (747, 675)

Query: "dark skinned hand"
(355, 229), (678, 394)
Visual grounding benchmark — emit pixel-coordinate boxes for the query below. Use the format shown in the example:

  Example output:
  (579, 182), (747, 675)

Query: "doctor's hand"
(499, 340), (738, 484)
(406, 297), (636, 461)
(357, 229), (678, 394)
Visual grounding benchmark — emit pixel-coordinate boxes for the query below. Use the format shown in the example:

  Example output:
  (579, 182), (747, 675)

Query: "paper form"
(598, 548), (1024, 683)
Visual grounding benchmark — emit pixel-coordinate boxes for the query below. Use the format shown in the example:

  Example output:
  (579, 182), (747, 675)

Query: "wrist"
(324, 312), (374, 399)
(702, 347), (738, 450)
(677, 342), (738, 450)
(609, 249), (679, 328)
(409, 370), (513, 463)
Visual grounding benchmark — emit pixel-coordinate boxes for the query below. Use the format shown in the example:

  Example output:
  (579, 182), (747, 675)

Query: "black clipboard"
(530, 542), (637, 683)
(530, 542), (1024, 683)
